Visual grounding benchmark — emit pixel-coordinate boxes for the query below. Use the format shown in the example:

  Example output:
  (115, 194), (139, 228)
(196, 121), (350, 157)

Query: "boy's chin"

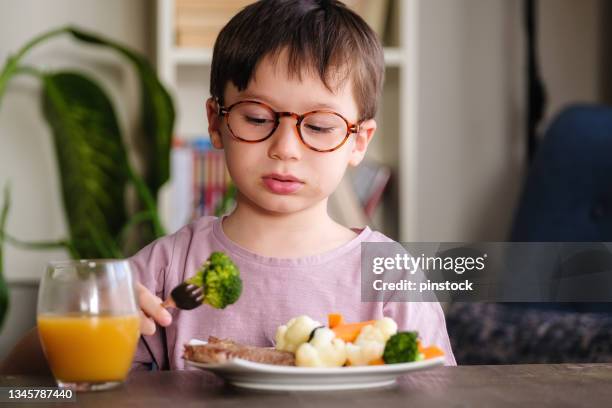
(260, 201), (306, 214)
(256, 196), (315, 215)
(238, 188), (326, 215)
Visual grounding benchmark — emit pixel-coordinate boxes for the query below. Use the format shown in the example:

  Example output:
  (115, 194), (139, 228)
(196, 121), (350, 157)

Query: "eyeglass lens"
(227, 102), (349, 151)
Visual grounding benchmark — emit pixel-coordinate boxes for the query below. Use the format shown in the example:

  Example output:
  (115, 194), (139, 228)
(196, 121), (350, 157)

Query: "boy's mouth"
(262, 173), (304, 194)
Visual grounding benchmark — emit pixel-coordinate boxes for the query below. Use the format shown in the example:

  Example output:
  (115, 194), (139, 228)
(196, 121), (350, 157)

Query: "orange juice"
(37, 314), (140, 382)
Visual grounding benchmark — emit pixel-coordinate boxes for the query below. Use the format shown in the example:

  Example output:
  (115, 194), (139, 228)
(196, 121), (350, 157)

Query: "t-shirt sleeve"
(128, 234), (177, 372)
(383, 301), (457, 366)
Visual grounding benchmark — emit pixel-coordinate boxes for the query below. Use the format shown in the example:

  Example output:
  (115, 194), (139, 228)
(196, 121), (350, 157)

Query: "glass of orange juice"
(37, 259), (140, 391)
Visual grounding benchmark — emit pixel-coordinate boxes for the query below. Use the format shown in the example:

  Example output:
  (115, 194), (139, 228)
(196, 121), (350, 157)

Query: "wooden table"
(2, 364), (611, 407)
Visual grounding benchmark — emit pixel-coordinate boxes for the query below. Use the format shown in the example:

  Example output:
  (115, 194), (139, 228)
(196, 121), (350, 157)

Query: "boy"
(0, 0), (455, 374)
(132, 0), (455, 370)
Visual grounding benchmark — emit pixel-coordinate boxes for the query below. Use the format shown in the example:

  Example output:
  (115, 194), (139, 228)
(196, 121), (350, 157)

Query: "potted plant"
(0, 26), (175, 330)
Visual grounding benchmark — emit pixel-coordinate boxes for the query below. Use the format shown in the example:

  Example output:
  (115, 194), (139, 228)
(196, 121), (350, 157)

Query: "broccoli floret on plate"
(382, 331), (419, 364)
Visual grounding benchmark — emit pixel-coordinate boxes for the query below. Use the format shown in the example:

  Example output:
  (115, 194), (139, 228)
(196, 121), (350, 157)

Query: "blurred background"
(1, 0), (611, 363)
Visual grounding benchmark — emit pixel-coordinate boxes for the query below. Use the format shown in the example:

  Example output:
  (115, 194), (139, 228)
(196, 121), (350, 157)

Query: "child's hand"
(135, 282), (173, 335)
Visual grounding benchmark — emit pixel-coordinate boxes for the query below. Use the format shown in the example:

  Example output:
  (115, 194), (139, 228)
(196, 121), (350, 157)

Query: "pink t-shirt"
(129, 216), (456, 370)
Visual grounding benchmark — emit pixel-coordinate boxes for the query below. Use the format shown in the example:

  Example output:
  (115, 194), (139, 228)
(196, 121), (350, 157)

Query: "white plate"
(184, 339), (445, 391)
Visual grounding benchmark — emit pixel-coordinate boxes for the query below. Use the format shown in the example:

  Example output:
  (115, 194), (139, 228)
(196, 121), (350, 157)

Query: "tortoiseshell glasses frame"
(215, 98), (361, 153)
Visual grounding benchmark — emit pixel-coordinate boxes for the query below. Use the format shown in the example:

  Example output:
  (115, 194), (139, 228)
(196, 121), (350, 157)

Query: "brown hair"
(210, 0), (384, 121)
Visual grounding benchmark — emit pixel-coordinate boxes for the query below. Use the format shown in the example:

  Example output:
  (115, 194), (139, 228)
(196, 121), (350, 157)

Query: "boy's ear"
(348, 118), (376, 167)
(206, 97), (224, 149)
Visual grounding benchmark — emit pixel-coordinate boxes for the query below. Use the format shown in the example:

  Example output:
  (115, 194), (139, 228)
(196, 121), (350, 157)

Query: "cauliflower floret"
(295, 328), (347, 367)
(275, 315), (321, 352)
(346, 317), (398, 366)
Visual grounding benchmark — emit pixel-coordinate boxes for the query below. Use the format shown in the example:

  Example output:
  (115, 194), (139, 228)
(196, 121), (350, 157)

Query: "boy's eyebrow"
(237, 91), (342, 113)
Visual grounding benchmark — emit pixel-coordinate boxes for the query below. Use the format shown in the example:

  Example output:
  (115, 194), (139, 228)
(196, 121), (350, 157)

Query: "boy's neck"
(221, 196), (358, 258)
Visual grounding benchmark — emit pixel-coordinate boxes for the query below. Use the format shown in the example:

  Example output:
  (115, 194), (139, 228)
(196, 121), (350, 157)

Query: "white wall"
(412, 0), (526, 241)
(410, 0), (603, 242)
(0, 0), (151, 356)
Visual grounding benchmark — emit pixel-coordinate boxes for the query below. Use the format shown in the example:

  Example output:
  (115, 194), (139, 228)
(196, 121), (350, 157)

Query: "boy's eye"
(304, 124), (336, 133)
(245, 115), (273, 125)
(302, 112), (346, 136)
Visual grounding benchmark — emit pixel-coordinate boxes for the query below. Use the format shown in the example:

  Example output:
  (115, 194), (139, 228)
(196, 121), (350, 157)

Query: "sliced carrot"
(332, 320), (377, 342)
(421, 346), (444, 359)
(368, 357), (385, 365)
(328, 313), (344, 329)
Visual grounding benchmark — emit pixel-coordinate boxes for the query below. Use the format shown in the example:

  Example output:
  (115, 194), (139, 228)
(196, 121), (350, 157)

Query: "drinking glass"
(37, 259), (140, 391)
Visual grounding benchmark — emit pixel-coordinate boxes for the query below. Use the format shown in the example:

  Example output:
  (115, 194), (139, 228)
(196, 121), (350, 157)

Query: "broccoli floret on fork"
(170, 252), (242, 310)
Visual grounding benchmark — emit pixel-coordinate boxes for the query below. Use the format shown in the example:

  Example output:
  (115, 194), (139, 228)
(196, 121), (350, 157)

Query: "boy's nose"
(267, 117), (302, 161)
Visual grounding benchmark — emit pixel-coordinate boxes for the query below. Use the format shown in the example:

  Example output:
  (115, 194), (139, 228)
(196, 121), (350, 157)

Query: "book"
(175, 0), (255, 47)
(176, 29), (222, 48)
(167, 139), (194, 232)
(168, 138), (234, 231)
(175, 0), (254, 9)
(342, 0), (390, 38)
(174, 0), (390, 48)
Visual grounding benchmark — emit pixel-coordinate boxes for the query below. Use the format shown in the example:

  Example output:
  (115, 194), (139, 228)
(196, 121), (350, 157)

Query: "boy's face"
(206, 50), (376, 215)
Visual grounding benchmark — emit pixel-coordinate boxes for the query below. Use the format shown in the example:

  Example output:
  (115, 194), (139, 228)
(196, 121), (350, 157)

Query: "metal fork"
(161, 282), (204, 310)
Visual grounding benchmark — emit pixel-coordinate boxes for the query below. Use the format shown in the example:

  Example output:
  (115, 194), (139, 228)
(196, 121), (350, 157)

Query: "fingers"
(135, 282), (172, 334)
(139, 311), (156, 336)
(161, 298), (176, 308)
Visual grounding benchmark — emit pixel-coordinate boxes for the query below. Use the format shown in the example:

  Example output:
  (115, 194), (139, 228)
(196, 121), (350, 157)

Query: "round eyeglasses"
(217, 99), (361, 153)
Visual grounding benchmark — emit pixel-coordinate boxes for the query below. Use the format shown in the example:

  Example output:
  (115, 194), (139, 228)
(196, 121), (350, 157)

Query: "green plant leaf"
(42, 72), (128, 259)
(0, 27), (66, 108)
(0, 184), (11, 330)
(66, 27), (175, 201)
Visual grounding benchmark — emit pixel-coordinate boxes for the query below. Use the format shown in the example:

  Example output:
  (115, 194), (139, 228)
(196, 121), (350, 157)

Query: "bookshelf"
(156, 0), (417, 240)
